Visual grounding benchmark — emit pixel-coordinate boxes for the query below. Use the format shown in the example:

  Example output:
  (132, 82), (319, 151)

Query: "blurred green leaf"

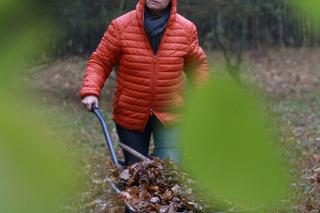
(0, 92), (78, 213)
(0, 29), (40, 83)
(289, 0), (320, 20)
(0, 1), (78, 212)
(181, 77), (291, 211)
(0, 0), (18, 13)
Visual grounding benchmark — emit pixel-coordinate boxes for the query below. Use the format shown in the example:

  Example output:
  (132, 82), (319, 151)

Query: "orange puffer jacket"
(80, 0), (209, 132)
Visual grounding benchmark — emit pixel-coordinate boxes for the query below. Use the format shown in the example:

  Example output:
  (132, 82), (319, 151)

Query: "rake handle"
(91, 106), (122, 169)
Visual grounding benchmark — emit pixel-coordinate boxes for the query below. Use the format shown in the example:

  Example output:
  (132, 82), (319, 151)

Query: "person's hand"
(81, 95), (99, 112)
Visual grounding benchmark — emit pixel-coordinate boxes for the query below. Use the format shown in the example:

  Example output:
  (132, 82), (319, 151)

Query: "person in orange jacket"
(80, 0), (209, 167)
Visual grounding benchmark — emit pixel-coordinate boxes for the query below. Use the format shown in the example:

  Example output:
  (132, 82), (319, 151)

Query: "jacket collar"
(136, 0), (177, 28)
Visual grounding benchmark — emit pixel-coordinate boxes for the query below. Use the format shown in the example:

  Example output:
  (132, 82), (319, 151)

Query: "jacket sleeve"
(80, 19), (121, 99)
(184, 24), (210, 88)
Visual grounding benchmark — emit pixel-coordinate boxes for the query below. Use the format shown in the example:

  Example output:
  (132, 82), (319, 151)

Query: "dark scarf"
(144, 4), (171, 54)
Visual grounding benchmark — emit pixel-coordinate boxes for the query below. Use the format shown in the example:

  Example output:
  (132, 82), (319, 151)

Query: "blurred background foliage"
(41, 0), (320, 56)
(25, 0), (320, 81)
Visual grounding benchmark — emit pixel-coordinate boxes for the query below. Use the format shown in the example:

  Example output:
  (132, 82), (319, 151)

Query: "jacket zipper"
(141, 8), (171, 116)
(150, 55), (157, 115)
(148, 24), (171, 115)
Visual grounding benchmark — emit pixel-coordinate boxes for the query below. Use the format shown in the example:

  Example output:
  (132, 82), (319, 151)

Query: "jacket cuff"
(79, 89), (100, 99)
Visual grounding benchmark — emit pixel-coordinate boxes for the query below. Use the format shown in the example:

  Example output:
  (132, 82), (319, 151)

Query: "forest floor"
(26, 48), (320, 212)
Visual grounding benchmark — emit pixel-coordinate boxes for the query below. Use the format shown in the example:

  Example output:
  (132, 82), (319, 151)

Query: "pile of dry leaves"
(110, 157), (211, 213)
(305, 164), (320, 211)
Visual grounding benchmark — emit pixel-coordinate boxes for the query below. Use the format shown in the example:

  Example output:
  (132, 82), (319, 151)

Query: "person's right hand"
(81, 95), (99, 112)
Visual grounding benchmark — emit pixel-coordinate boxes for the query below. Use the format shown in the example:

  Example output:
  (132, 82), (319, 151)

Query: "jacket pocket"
(113, 89), (123, 114)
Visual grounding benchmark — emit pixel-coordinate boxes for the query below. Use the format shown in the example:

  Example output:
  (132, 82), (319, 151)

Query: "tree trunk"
(119, 0), (126, 15)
